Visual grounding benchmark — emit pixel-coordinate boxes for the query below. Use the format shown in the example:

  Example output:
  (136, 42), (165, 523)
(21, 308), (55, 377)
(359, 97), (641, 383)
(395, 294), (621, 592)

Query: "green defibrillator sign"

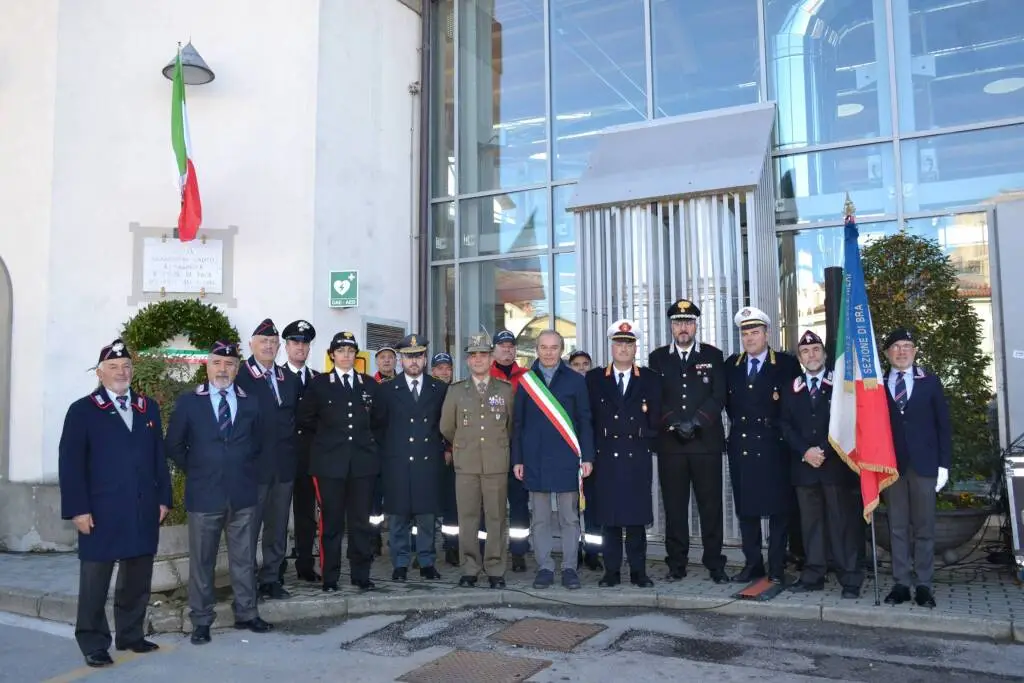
(329, 270), (359, 308)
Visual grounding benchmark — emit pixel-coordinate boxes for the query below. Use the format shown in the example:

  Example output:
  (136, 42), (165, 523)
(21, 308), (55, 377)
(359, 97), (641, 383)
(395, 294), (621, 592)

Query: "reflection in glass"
(550, 0), (646, 180)
(767, 0), (892, 149)
(460, 256), (550, 366)
(775, 144), (897, 225)
(652, 0), (760, 118)
(457, 0), (547, 194)
(554, 252), (578, 353)
(430, 0), (455, 197)
(893, 0), (1024, 133)
(431, 265), (457, 366)
(901, 125), (1024, 213)
(431, 202), (456, 261)
(552, 184), (576, 247)
(459, 189), (549, 258)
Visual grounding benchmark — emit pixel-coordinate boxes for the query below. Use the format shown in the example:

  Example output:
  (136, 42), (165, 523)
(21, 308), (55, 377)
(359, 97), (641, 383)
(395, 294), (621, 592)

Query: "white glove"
(935, 467), (949, 493)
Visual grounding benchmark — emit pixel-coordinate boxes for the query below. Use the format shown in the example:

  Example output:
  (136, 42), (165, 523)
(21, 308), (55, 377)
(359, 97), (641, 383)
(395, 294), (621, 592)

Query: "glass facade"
(428, 0), (1024, 373)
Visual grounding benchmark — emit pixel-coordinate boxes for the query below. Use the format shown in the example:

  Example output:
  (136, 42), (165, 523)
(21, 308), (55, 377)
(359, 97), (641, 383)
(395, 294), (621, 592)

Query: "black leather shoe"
(884, 584), (912, 605)
(630, 571), (654, 588)
(768, 572), (786, 585)
(322, 583), (339, 593)
(709, 568), (731, 584)
(489, 576), (506, 589)
(842, 586), (861, 599)
(458, 575), (477, 588)
(599, 572), (621, 587)
(665, 568), (686, 581)
(583, 553), (603, 571)
(915, 585), (936, 608)
(351, 578), (376, 591)
(445, 547), (460, 566)
(260, 582), (291, 599)
(190, 626), (211, 645)
(420, 566), (442, 580)
(733, 565), (767, 583)
(296, 568), (321, 582)
(235, 617), (273, 633)
(116, 639), (159, 653)
(511, 554), (527, 572)
(789, 580), (824, 593)
(84, 650), (113, 667)
(392, 567), (408, 582)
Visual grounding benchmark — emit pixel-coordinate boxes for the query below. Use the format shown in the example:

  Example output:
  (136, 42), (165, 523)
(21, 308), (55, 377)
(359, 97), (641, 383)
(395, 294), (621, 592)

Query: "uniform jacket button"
(409, 437), (415, 442)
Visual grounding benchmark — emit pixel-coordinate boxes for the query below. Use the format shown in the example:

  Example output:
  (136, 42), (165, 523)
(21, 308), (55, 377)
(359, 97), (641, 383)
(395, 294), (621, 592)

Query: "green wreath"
(121, 299), (239, 526)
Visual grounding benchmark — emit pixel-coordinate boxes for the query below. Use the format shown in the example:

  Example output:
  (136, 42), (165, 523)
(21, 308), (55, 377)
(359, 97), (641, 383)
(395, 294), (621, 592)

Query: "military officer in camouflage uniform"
(440, 333), (515, 589)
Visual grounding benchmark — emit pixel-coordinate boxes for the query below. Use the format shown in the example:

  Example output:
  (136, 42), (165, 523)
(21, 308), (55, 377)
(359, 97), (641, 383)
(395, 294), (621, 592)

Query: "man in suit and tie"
(280, 319), (320, 582)
(881, 327), (951, 608)
(165, 340), (273, 645)
(58, 339), (172, 667)
(377, 334), (448, 581)
(648, 299), (731, 584)
(236, 318), (301, 600)
(781, 330), (862, 598)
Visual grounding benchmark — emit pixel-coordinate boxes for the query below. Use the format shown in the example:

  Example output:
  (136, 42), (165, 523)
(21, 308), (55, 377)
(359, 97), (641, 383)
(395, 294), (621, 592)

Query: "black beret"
(97, 339), (130, 365)
(210, 340), (241, 357)
(253, 318), (279, 337)
(798, 330), (823, 347)
(883, 327), (914, 350)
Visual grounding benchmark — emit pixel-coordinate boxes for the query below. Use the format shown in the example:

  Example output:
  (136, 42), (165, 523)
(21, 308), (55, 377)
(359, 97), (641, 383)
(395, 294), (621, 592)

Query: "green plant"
(861, 231), (997, 494)
(121, 300), (239, 526)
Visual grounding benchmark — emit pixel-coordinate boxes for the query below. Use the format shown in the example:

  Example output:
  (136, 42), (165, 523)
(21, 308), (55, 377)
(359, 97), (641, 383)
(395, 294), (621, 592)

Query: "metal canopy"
(567, 102), (776, 212)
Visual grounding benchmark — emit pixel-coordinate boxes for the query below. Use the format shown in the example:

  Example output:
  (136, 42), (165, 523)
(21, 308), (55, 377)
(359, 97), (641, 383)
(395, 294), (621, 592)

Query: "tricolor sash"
(519, 371), (586, 510)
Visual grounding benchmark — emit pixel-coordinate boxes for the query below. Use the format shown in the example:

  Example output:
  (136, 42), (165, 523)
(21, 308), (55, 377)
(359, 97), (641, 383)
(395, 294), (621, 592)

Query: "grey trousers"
(882, 469), (937, 588)
(188, 506), (259, 627)
(254, 479), (295, 585)
(530, 491), (580, 573)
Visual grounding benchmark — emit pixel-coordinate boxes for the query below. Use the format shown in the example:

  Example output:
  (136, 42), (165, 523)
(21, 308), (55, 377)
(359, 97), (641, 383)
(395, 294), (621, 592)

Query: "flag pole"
(870, 513), (881, 605)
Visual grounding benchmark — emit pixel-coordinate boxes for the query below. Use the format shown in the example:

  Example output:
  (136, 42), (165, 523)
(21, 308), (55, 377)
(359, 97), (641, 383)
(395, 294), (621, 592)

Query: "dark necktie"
(218, 390), (232, 435)
(617, 372), (625, 396)
(116, 395), (128, 412)
(343, 373), (351, 390)
(680, 350), (688, 365)
(809, 377), (819, 405)
(748, 358), (760, 382)
(300, 368), (306, 386)
(411, 378), (419, 401)
(894, 371), (907, 410)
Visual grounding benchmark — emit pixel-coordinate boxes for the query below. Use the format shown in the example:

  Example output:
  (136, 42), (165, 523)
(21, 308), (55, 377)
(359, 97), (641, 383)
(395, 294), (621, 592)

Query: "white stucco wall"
(0, 0), (421, 483)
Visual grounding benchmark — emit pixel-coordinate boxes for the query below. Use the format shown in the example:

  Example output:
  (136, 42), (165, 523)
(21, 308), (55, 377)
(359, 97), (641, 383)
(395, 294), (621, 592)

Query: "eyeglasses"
(889, 343), (915, 352)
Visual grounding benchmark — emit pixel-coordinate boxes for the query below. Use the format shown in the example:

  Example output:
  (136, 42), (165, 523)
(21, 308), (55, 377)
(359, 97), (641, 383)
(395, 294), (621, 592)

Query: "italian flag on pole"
(828, 201), (900, 521)
(171, 48), (202, 242)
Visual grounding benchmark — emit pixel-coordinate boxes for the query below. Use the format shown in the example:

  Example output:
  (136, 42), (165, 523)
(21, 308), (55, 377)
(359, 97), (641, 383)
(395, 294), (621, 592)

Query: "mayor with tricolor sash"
(511, 329), (595, 590)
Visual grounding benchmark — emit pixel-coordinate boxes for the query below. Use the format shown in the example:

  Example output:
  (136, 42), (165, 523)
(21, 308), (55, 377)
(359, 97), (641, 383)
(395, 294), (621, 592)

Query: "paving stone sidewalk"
(2, 543), (1022, 641)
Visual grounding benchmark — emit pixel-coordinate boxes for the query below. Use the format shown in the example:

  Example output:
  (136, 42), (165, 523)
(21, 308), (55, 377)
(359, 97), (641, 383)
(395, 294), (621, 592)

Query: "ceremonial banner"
(171, 47), (202, 242)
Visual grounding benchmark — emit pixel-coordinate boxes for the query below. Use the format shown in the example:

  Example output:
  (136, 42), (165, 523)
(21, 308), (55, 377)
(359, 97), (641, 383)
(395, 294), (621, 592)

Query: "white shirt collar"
(105, 387), (130, 403)
(674, 343), (694, 356)
(287, 362), (306, 376)
(806, 369), (826, 384)
(335, 368), (354, 383)
(748, 349), (768, 365)
(405, 373), (423, 390)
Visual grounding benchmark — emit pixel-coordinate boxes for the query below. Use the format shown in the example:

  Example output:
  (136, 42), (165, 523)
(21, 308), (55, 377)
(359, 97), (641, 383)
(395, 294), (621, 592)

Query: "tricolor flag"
(171, 48), (202, 242)
(828, 206), (899, 521)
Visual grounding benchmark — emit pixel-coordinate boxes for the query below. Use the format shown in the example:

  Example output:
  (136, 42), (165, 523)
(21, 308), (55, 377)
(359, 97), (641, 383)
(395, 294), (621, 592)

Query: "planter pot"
(874, 506), (991, 557)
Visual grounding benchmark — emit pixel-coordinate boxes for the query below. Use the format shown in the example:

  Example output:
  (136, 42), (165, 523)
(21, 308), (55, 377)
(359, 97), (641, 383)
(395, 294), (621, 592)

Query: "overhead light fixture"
(161, 42), (215, 85)
(837, 103), (864, 118)
(983, 77), (1024, 95)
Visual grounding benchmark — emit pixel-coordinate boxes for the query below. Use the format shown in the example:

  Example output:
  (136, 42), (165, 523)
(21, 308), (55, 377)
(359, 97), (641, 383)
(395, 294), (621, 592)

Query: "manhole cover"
(397, 649), (550, 683)
(491, 617), (607, 652)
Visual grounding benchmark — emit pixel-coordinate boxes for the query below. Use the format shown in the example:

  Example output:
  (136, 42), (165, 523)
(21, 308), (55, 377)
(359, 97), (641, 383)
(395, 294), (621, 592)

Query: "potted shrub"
(860, 230), (998, 557)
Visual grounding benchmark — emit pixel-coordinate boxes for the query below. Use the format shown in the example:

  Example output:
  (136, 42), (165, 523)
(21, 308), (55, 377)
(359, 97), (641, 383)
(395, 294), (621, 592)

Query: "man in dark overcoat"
(586, 320), (662, 588)
(59, 339), (172, 667)
(236, 318), (300, 599)
(377, 334), (448, 580)
(430, 351), (461, 566)
(881, 327), (952, 608)
(725, 307), (802, 584)
(296, 331), (385, 592)
(780, 330), (862, 598)
(165, 340), (273, 645)
(280, 319), (320, 582)
(648, 299), (731, 583)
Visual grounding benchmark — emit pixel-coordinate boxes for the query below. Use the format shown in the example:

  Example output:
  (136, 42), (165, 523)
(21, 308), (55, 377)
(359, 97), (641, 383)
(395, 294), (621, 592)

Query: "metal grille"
(364, 321), (406, 351)
(397, 650), (551, 683)
(491, 618), (606, 652)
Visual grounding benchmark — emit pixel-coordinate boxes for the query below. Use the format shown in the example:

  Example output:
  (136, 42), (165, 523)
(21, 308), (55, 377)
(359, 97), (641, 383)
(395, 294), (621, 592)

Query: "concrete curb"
(1, 586), (1018, 642)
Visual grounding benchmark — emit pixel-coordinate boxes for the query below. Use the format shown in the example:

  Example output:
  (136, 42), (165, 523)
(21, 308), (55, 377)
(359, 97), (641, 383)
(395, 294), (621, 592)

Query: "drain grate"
(397, 649), (550, 683)
(491, 617), (607, 652)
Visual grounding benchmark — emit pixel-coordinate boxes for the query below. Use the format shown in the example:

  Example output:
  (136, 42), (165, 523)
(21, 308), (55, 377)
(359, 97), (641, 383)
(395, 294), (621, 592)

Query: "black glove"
(670, 419), (696, 442)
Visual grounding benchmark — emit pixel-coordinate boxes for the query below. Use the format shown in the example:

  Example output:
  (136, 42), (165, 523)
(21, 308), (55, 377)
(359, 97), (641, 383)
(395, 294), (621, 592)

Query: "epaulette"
(90, 391), (113, 409)
(195, 384), (210, 396)
(792, 376), (805, 393)
(237, 386), (248, 398)
(132, 394), (148, 413)
(823, 371), (834, 386)
(494, 376), (511, 384)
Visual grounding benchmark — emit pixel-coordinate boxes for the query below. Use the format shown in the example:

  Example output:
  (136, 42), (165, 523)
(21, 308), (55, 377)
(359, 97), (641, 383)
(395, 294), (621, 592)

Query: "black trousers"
(658, 452), (725, 572)
(796, 484), (862, 588)
(507, 472), (531, 556)
(292, 472), (319, 573)
(788, 488), (805, 560)
(316, 474), (374, 585)
(441, 464), (459, 551)
(75, 555), (153, 655)
(602, 525), (647, 574)
(739, 514), (788, 576)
